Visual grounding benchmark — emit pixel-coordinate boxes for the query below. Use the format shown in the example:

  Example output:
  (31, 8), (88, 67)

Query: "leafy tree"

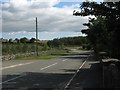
(83, 17), (108, 59)
(73, 1), (120, 59)
(14, 38), (20, 43)
(29, 38), (36, 43)
(41, 43), (49, 50)
(47, 36), (87, 47)
(20, 37), (28, 43)
(52, 39), (62, 47)
(8, 39), (13, 43)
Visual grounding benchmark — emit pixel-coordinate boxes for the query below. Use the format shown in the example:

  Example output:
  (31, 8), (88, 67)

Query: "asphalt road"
(1, 50), (102, 90)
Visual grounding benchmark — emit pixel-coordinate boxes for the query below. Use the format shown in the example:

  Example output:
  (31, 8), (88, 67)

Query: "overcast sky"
(1, 0), (101, 40)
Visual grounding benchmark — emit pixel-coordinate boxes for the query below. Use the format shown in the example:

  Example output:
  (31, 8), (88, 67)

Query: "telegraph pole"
(36, 17), (38, 56)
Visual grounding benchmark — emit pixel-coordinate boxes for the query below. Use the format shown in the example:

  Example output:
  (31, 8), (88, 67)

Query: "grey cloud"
(2, 1), (89, 33)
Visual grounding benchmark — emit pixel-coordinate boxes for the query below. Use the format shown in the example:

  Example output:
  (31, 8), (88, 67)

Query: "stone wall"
(2, 52), (36, 61)
(2, 50), (67, 61)
(102, 59), (120, 89)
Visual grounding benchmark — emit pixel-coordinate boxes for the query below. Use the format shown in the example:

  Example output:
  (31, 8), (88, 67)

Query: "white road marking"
(40, 63), (58, 70)
(0, 74), (26, 85)
(1, 62), (34, 70)
(1, 62), (58, 84)
(62, 59), (68, 62)
(64, 56), (89, 89)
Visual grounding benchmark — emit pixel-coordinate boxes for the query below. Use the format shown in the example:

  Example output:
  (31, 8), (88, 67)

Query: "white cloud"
(2, 0), (89, 33)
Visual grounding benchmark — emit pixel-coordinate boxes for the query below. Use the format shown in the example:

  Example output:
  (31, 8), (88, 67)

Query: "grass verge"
(15, 55), (60, 60)
(15, 50), (80, 60)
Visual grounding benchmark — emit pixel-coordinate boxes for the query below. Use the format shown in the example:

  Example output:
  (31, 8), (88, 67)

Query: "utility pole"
(36, 17), (38, 56)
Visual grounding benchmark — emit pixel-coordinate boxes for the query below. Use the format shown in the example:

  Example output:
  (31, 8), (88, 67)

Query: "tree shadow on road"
(2, 62), (102, 90)
(2, 53), (102, 90)
(61, 54), (100, 64)
(67, 62), (103, 90)
(2, 72), (74, 90)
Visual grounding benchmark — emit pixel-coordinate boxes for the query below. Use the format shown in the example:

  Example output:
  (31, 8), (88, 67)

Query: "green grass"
(14, 49), (81, 60)
(15, 55), (60, 60)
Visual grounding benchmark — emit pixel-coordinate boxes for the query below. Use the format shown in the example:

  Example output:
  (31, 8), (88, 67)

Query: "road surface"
(1, 50), (102, 90)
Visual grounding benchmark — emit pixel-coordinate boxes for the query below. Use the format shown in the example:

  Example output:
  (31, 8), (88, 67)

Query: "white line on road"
(77, 60), (86, 72)
(62, 59), (68, 62)
(1, 62), (34, 70)
(1, 62), (58, 85)
(64, 56), (89, 89)
(0, 74), (26, 85)
(40, 63), (58, 70)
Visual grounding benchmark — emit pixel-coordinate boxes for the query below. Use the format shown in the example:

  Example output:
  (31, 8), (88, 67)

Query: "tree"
(73, 1), (120, 59)
(29, 38), (36, 43)
(20, 37), (28, 43)
(52, 39), (62, 47)
(8, 39), (13, 43)
(83, 17), (108, 59)
(14, 38), (20, 43)
(47, 36), (87, 47)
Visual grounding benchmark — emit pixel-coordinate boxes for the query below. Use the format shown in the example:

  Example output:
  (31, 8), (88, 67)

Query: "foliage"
(41, 43), (50, 51)
(2, 43), (37, 55)
(29, 38), (36, 43)
(2, 36), (88, 55)
(47, 36), (88, 48)
(20, 37), (29, 43)
(73, 1), (120, 59)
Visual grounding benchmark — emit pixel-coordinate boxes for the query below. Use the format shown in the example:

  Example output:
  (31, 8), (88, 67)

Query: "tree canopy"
(47, 36), (87, 47)
(73, 1), (120, 59)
